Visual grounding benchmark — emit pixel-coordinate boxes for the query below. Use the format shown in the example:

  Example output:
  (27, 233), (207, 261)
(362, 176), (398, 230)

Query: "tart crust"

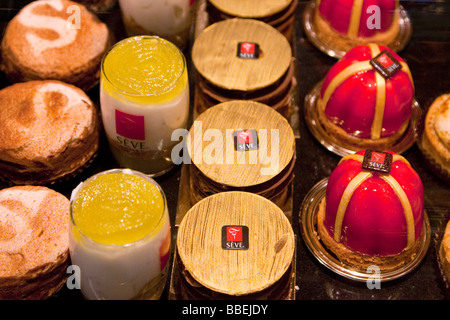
(419, 94), (450, 183)
(439, 220), (450, 286)
(317, 197), (421, 272)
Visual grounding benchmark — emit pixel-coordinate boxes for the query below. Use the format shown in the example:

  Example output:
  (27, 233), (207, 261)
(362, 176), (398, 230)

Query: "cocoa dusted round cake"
(317, 150), (424, 271)
(317, 44), (414, 151)
(0, 80), (99, 185)
(0, 186), (70, 300)
(313, 0), (401, 53)
(1, 0), (111, 91)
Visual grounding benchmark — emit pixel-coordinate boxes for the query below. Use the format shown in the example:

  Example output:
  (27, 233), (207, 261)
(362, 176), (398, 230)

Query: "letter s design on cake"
(18, 0), (78, 55)
(0, 188), (48, 249)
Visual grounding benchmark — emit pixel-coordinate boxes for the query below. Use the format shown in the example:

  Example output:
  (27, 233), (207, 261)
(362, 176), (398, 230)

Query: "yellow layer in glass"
(72, 172), (165, 245)
(102, 36), (187, 104)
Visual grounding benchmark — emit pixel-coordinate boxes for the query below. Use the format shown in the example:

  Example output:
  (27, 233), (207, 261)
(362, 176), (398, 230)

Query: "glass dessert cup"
(69, 168), (171, 300)
(100, 36), (190, 177)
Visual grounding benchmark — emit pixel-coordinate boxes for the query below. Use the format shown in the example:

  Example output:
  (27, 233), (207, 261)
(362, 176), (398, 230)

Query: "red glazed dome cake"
(317, 150), (424, 271)
(317, 44), (414, 151)
(314, 0), (401, 53)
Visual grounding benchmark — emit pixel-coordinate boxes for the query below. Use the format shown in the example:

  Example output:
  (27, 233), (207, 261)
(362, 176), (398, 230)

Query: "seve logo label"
(237, 42), (260, 59)
(222, 226), (249, 250)
(370, 50), (402, 79)
(362, 150), (393, 174)
(233, 129), (259, 151)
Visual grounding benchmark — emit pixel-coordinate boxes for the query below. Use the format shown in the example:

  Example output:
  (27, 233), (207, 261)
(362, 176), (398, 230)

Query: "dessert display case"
(0, 0), (449, 300)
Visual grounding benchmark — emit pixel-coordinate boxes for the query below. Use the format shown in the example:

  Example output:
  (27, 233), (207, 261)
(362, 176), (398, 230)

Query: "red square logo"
(237, 130), (253, 144)
(233, 129), (258, 151)
(240, 42), (255, 54)
(237, 42), (260, 59)
(371, 152), (386, 164)
(370, 50), (402, 79)
(115, 110), (145, 140)
(377, 53), (394, 68)
(226, 226), (243, 242)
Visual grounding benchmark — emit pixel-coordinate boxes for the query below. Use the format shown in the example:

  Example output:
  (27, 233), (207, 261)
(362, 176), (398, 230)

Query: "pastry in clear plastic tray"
(439, 219), (450, 288)
(310, 0), (406, 56)
(315, 44), (415, 152)
(317, 150), (425, 271)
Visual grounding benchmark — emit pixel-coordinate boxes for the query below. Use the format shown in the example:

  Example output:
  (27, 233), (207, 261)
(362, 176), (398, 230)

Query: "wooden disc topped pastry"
(208, 0), (292, 18)
(0, 80), (99, 185)
(192, 18), (292, 92)
(188, 100), (295, 187)
(177, 191), (295, 298)
(206, 0), (298, 45)
(0, 186), (70, 300)
(1, 0), (111, 91)
(186, 100), (295, 208)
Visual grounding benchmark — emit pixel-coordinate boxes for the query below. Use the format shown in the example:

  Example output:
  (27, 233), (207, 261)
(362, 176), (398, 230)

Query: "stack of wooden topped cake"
(206, 0), (298, 43)
(176, 191), (295, 300)
(187, 100), (295, 210)
(192, 18), (296, 119)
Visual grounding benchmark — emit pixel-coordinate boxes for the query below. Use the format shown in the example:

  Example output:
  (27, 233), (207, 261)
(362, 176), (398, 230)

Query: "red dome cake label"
(370, 50), (403, 79)
(361, 150), (393, 173)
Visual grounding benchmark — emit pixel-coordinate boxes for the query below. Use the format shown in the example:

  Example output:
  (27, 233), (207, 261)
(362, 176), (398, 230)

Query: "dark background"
(0, 0), (449, 301)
